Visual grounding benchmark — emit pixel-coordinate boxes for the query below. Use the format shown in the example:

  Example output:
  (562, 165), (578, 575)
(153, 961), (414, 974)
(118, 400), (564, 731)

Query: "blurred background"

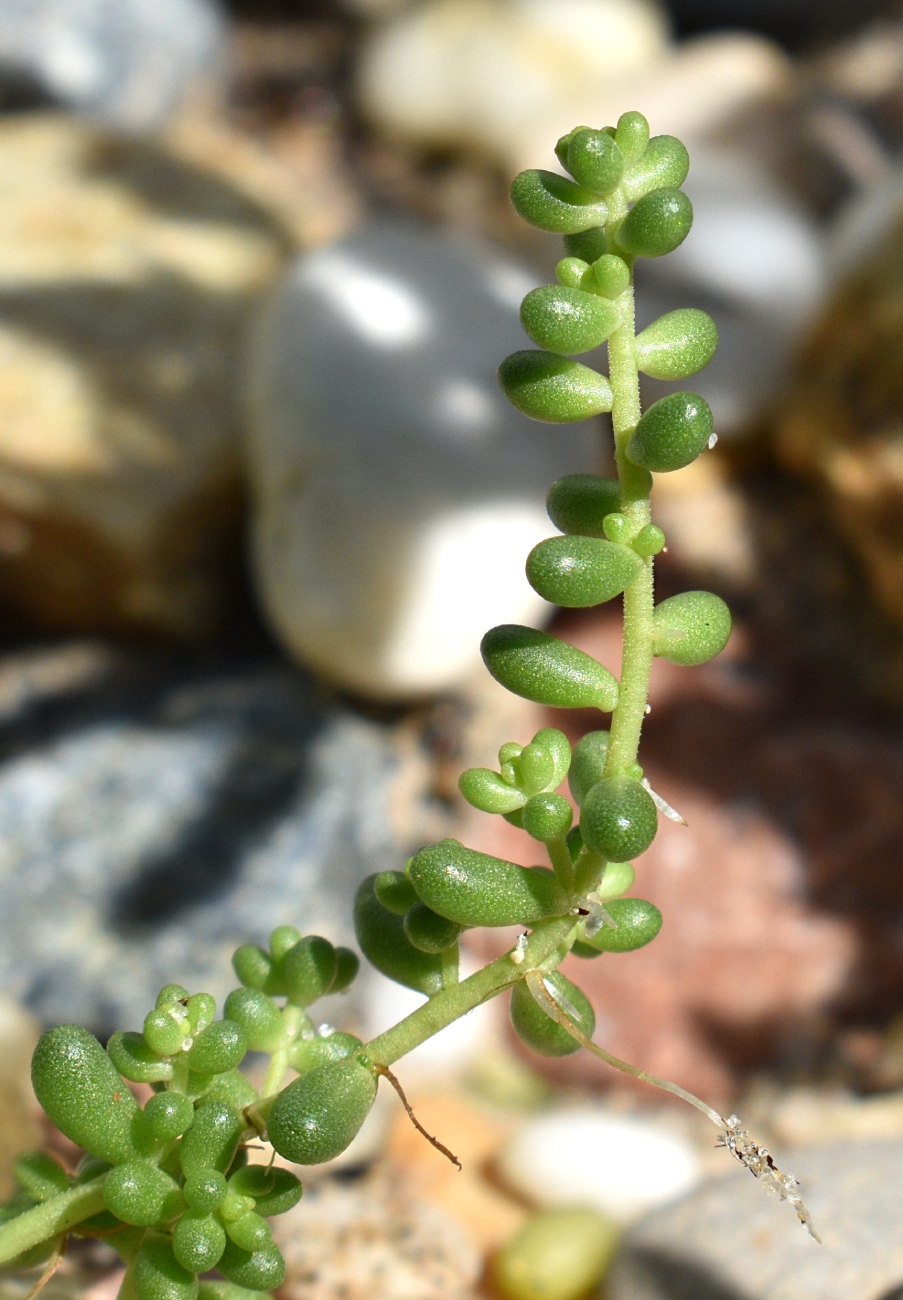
(3, 0), (903, 1297)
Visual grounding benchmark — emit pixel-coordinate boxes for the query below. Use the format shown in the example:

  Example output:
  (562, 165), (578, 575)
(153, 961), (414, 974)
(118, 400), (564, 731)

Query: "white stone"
(358, 2), (793, 177)
(497, 1107), (703, 1223)
(358, 0), (669, 166)
(245, 221), (596, 699)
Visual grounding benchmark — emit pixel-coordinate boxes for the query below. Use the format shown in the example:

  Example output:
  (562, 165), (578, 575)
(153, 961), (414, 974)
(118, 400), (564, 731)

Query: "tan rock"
(385, 1091), (526, 1251)
(0, 112), (298, 639)
(0, 995), (41, 1201)
(273, 1164), (482, 1300)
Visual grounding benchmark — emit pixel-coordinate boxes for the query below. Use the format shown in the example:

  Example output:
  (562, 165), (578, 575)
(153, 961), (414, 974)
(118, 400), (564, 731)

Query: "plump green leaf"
(231, 946), (274, 993)
(566, 128), (624, 194)
(530, 728), (572, 788)
(289, 1032), (362, 1074)
(578, 898), (662, 952)
(354, 876), (446, 996)
(591, 254), (631, 299)
(197, 1284), (268, 1300)
(510, 169), (608, 233)
(179, 1100), (244, 1176)
(330, 947), (359, 994)
(267, 1057), (377, 1166)
(526, 535), (643, 607)
(481, 625), (619, 711)
(458, 768), (527, 814)
(614, 110), (649, 161)
(563, 228), (609, 263)
(106, 1033), (173, 1085)
(223, 989), (285, 1053)
(499, 351), (613, 423)
(555, 256), (591, 290)
(406, 840), (568, 927)
(133, 1235), (199, 1300)
(104, 1163), (182, 1228)
(283, 936), (338, 1008)
(568, 731), (610, 806)
(143, 1092), (195, 1142)
(617, 188), (693, 258)
(635, 308), (717, 380)
(185, 1021), (247, 1076)
(547, 474), (621, 537)
(653, 590), (731, 665)
(520, 286), (620, 355)
(217, 1240), (286, 1292)
(580, 777), (658, 860)
(173, 1213), (226, 1273)
(228, 1165), (303, 1217)
(143, 1011), (187, 1058)
(225, 1211), (271, 1252)
(31, 1025), (143, 1166)
(372, 869), (420, 915)
(624, 134), (690, 200)
(627, 391), (713, 472)
(510, 972), (594, 1056)
(522, 793), (573, 843)
(183, 1170), (227, 1214)
(403, 902), (463, 953)
(632, 524), (666, 556)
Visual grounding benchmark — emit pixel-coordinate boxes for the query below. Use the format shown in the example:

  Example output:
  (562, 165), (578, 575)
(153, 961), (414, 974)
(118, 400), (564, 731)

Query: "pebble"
(245, 220), (596, 699)
(496, 1108), (702, 1223)
(273, 1167), (482, 1300)
(0, 112), (288, 641)
(0, 0), (223, 132)
(0, 641), (429, 1031)
(359, 0), (791, 177)
(608, 1137), (903, 1300)
(357, 0), (669, 167)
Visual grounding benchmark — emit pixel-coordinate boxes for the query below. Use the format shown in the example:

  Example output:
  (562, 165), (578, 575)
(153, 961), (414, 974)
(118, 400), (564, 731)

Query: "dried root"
(716, 1115), (820, 1241)
(524, 969), (820, 1241)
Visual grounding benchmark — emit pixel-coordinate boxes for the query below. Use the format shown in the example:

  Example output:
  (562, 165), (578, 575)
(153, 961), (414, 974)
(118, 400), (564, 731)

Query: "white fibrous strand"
(641, 778), (687, 825)
(543, 977), (582, 1023)
(583, 892), (618, 937)
(716, 1114), (821, 1242)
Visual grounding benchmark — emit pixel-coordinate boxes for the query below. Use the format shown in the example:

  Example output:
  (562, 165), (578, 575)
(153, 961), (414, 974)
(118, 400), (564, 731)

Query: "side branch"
(0, 1179), (107, 1266)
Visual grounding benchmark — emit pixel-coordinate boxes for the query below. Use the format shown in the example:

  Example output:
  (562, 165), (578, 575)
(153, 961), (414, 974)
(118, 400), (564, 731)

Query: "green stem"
(262, 1005), (307, 1098)
(0, 1179), (106, 1265)
(605, 278), (655, 775)
(364, 917), (576, 1066)
(440, 944), (460, 989)
(547, 838), (576, 893)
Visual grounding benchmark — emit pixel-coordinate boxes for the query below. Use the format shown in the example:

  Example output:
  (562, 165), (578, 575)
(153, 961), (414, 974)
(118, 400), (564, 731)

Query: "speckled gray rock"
(608, 1138), (903, 1300)
(245, 221), (597, 700)
(0, 0), (223, 131)
(0, 642), (425, 1033)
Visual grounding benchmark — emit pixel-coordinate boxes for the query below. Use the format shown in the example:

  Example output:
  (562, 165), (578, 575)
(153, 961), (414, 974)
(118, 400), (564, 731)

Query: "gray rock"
(0, 0), (223, 131)
(245, 221), (597, 699)
(0, 642), (423, 1033)
(608, 1137), (903, 1300)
